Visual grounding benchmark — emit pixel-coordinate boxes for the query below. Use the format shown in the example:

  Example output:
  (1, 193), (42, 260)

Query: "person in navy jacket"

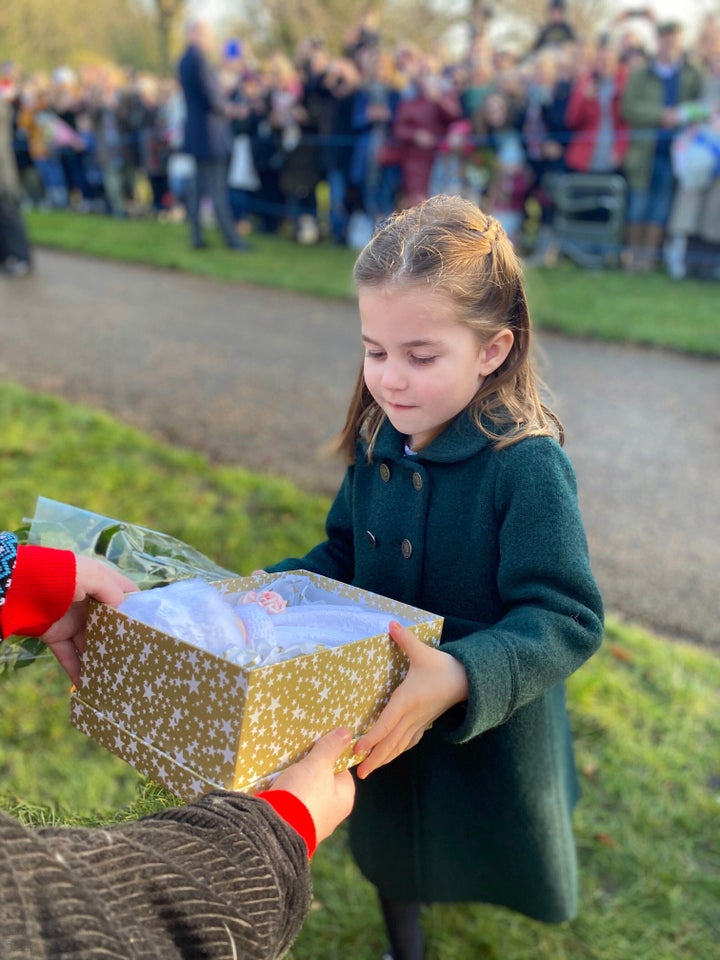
(178, 19), (250, 251)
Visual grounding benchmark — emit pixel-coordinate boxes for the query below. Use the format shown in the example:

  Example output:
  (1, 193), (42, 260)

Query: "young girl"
(264, 195), (604, 959)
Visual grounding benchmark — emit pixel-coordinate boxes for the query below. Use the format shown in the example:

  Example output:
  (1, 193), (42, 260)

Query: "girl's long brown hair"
(338, 195), (563, 463)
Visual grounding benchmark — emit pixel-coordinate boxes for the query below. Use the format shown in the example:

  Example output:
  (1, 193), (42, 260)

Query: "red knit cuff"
(0, 546), (76, 639)
(256, 790), (318, 858)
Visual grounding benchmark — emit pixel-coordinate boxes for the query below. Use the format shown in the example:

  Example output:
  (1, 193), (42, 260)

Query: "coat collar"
(368, 411), (493, 464)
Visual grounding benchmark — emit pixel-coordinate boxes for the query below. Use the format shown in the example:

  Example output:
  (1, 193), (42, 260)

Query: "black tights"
(379, 896), (424, 960)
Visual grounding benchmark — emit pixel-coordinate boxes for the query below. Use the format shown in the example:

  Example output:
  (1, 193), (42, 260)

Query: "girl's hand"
(354, 621), (468, 779)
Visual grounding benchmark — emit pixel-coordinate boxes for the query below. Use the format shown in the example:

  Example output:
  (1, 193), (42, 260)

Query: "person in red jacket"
(0, 529), (355, 959)
(564, 41), (630, 174)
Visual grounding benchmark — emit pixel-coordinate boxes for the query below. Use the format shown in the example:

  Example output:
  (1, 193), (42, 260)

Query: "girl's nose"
(380, 359), (407, 390)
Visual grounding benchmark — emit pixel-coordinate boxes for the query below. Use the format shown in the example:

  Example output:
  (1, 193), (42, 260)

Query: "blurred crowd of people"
(2, 1), (720, 279)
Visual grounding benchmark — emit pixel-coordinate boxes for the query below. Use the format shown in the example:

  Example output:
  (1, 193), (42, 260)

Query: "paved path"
(2, 249), (718, 650)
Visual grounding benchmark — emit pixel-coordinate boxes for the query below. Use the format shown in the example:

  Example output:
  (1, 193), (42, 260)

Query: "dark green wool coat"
(266, 412), (604, 923)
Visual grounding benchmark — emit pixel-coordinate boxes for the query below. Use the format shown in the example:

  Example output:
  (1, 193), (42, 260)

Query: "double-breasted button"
(412, 471), (423, 491)
(401, 539), (413, 559)
(366, 530), (377, 547)
(379, 463), (391, 482)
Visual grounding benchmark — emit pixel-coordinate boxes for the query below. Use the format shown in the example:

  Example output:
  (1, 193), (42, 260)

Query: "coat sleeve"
(621, 67), (666, 128)
(564, 75), (593, 130)
(0, 791), (312, 960)
(198, 49), (230, 118)
(440, 438), (604, 742)
(392, 99), (418, 144)
(0, 531), (18, 607)
(0, 534), (76, 640)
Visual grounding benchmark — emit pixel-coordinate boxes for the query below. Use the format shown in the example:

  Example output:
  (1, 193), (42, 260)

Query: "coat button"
(366, 530), (377, 547)
(412, 471), (423, 491)
(379, 463), (391, 482)
(401, 539), (413, 559)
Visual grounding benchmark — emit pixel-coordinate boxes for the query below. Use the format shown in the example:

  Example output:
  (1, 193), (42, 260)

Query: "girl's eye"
(411, 355), (436, 365)
(364, 350), (385, 360)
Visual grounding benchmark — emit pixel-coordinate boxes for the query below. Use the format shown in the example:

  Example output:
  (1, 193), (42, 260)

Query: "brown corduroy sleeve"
(0, 790), (312, 960)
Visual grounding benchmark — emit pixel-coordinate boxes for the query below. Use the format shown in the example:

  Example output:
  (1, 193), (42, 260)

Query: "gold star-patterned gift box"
(70, 571), (443, 800)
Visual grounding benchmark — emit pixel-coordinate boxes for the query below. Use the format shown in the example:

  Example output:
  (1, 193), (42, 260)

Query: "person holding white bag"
(664, 39), (720, 279)
(227, 67), (262, 233)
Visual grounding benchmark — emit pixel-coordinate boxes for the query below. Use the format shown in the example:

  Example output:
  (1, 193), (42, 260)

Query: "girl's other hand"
(354, 620), (468, 778)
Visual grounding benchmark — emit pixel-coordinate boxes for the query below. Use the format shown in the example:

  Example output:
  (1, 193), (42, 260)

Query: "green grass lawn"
(26, 209), (720, 358)
(26, 208), (358, 299)
(0, 382), (717, 959)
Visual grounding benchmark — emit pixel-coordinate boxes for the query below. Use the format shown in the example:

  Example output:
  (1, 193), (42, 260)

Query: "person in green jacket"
(264, 194), (604, 960)
(620, 20), (704, 271)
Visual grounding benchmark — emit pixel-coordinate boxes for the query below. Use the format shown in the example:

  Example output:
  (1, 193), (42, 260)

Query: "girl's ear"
(478, 330), (514, 376)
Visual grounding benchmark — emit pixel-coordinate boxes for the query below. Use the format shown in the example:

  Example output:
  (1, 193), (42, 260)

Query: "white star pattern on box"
(71, 573), (443, 800)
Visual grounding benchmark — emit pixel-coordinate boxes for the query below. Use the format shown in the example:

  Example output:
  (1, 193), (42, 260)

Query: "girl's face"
(359, 286), (488, 450)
